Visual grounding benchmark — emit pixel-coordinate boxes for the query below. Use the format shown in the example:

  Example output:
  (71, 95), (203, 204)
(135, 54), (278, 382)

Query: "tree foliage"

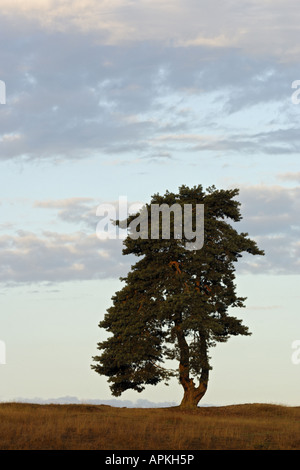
(91, 185), (264, 407)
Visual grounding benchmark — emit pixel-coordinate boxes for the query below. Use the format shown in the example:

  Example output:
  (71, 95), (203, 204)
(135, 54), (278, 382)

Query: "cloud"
(1, 11), (300, 164)
(0, 7), (300, 281)
(34, 198), (98, 229)
(277, 172), (300, 183)
(0, 0), (300, 61)
(0, 230), (132, 284)
(235, 184), (300, 274)
(149, 125), (300, 156)
(1, 184), (300, 286)
(34, 196), (145, 231)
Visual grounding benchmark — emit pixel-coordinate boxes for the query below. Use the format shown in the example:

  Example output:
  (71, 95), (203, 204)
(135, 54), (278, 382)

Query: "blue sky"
(0, 0), (300, 406)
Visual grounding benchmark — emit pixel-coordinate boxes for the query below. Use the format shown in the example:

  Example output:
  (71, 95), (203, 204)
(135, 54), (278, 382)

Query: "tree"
(91, 185), (264, 409)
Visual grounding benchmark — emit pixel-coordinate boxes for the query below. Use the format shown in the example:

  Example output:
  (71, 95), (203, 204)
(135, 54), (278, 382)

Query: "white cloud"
(1, 184), (300, 285)
(0, 230), (131, 284)
(277, 172), (300, 183)
(235, 184), (300, 274)
(1, 27), (298, 163)
(0, 0), (300, 60)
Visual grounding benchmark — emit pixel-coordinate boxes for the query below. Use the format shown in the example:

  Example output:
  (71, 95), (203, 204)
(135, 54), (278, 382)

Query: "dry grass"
(0, 402), (299, 450)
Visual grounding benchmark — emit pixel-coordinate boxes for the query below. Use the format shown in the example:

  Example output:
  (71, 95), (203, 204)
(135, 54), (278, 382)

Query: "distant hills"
(3, 395), (214, 407)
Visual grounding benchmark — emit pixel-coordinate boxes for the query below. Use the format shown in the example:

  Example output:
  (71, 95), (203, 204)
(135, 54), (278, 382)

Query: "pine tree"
(91, 185), (264, 409)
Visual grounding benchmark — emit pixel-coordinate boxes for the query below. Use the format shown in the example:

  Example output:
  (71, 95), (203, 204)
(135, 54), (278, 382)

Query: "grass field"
(0, 402), (299, 450)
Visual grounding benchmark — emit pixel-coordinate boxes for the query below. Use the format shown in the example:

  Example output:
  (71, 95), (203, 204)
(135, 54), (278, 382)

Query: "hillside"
(0, 402), (299, 450)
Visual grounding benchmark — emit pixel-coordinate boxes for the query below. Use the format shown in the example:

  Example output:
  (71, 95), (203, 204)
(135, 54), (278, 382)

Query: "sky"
(0, 0), (300, 407)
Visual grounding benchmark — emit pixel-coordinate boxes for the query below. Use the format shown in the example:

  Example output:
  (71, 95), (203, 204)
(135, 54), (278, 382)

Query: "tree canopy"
(91, 184), (264, 408)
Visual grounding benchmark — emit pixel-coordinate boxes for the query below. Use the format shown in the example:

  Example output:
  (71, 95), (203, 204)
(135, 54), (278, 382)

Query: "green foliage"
(91, 184), (264, 397)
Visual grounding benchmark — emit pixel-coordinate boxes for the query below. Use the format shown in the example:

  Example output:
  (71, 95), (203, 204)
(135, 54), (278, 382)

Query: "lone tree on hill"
(91, 185), (264, 409)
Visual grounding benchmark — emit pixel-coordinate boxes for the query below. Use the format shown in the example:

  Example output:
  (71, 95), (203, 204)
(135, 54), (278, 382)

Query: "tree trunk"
(175, 323), (209, 409)
(179, 370), (209, 409)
